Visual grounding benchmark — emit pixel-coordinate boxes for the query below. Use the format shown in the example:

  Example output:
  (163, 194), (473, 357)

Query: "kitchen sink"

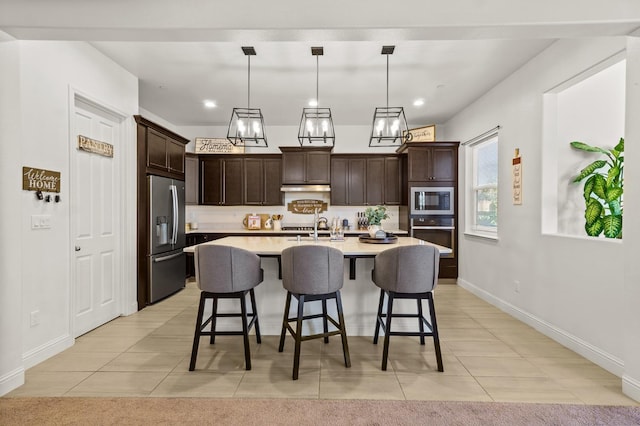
(286, 236), (331, 242)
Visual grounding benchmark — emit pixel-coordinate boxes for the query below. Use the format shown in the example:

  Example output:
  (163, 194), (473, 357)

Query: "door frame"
(68, 87), (137, 338)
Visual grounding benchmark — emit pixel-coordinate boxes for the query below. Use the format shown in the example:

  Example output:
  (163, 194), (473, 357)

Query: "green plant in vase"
(365, 205), (390, 237)
(570, 138), (624, 238)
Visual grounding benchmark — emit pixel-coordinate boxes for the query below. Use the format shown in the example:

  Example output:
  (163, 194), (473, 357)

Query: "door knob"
(75, 246), (81, 251)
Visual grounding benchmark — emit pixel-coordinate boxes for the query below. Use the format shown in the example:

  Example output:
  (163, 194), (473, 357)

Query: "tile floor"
(6, 280), (639, 405)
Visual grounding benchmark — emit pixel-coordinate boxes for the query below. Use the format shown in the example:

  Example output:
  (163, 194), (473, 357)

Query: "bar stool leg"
(335, 291), (351, 368)
(322, 299), (329, 343)
(240, 291), (251, 370)
(381, 292), (395, 371)
(417, 298), (426, 345)
(189, 293), (207, 371)
(428, 294), (444, 372)
(250, 288), (261, 344)
(210, 298), (218, 344)
(292, 295), (305, 380)
(278, 292), (292, 352)
(373, 289), (385, 344)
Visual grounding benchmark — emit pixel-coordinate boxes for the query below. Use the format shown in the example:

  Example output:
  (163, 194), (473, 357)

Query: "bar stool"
(278, 245), (351, 380)
(189, 245), (263, 371)
(372, 244), (444, 372)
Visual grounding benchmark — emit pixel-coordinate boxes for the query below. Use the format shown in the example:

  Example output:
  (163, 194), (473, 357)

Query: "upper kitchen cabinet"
(185, 154), (199, 205)
(280, 146), (331, 184)
(244, 155), (283, 206)
(402, 142), (459, 184)
(330, 155), (403, 206)
(366, 156), (403, 205)
(135, 115), (189, 179)
(331, 156), (366, 206)
(200, 156), (244, 205)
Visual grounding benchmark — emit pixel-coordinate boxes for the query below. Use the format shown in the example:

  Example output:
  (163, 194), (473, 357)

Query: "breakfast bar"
(184, 236), (450, 336)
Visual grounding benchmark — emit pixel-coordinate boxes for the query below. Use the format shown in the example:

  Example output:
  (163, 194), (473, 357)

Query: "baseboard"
(622, 374), (640, 402)
(22, 333), (74, 370)
(0, 366), (25, 396)
(457, 278), (625, 377)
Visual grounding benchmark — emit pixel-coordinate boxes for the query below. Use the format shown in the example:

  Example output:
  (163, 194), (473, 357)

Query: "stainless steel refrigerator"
(148, 175), (186, 303)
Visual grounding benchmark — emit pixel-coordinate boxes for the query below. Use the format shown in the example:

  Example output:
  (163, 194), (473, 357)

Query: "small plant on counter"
(364, 205), (390, 226)
(570, 138), (624, 238)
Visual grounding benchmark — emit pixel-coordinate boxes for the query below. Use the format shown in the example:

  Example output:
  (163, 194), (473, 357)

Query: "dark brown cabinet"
(407, 143), (457, 183)
(185, 154), (199, 205)
(280, 147), (331, 184)
(244, 156), (283, 206)
(144, 126), (186, 176)
(331, 157), (366, 205)
(200, 156), (244, 205)
(331, 155), (403, 206)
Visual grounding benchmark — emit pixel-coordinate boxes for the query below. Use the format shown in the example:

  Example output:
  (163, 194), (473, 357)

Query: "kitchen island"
(184, 236), (450, 336)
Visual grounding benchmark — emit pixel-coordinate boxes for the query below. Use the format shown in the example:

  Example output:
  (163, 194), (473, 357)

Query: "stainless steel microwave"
(410, 186), (454, 215)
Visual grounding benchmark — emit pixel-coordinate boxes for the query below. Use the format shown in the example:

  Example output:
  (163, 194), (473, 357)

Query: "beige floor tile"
(5, 372), (92, 397)
(319, 370), (404, 400)
(65, 371), (169, 397)
(555, 377), (640, 406)
(439, 328), (499, 341)
(29, 352), (120, 372)
(390, 353), (470, 376)
(126, 335), (194, 354)
(150, 371), (244, 397)
(444, 340), (521, 357)
(84, 325), (155, 339)
(510, 341), (583, 358)
(397, 373), (492, 401)
(437, 317), (483, 329)
(100, 352), (185, 372)
(528, 357), (618, 379)
(235, 368), (320, 398)
(457, 356), (546, 377)
(476, 376), (584, 404)
(70, 335), (145, 353)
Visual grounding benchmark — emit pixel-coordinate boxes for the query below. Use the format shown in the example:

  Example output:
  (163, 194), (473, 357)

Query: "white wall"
(0, 40), (138, 395)
(446, 36), (639, 399)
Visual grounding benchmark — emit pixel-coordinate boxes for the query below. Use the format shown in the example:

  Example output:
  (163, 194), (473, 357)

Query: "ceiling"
(2, 0), (640, 128)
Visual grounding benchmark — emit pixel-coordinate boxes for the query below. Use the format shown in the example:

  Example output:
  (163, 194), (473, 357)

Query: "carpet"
(1, 398), (640, 425)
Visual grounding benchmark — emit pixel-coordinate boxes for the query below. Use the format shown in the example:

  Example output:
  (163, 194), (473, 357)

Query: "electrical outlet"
(30, 310), (40, 327)
(31, 215), (52, 229)
(514, 280), (520, 293)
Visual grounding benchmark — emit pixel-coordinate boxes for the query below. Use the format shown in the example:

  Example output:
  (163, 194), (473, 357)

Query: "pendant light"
(298, 46), (335, 147)
(227, 46), (268, 147)
(369, 45), (410, 147)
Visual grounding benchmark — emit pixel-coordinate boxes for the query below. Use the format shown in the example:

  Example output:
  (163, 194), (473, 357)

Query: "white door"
(72, 97), (122, 337)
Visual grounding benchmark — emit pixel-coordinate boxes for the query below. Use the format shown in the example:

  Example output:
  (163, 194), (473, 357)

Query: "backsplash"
(186, 192), (399, 231)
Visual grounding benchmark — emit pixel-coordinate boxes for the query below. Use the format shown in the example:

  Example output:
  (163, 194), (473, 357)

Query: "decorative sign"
(407, 125), (436, 142)
(287, 199), (328, 214)
(195, 137), (244, 154)
(512, 149), (522, 205)
(22, 167), (61, 193)
(77, 135), (114, 157)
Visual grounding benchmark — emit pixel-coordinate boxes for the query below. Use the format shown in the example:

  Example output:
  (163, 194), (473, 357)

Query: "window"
(467, 133), (498, 235)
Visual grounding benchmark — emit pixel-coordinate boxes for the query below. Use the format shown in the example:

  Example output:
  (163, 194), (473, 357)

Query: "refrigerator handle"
(170, 184), (178, 245)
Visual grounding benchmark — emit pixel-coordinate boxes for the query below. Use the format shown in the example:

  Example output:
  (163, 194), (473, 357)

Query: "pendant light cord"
(316, 55), (319, 112)
(386, 54), (389, 108)
(247, 55), (251, 109)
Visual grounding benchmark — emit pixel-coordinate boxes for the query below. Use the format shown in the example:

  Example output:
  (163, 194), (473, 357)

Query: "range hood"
(280, 184), (331, 192)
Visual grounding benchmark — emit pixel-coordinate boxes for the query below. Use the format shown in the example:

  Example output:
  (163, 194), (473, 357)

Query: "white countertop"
(183, 235), (451, 256)
(186, 228), (408, 235)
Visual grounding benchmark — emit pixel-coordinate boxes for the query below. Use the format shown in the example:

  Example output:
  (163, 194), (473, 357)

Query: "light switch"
(31, 214), (52, 229)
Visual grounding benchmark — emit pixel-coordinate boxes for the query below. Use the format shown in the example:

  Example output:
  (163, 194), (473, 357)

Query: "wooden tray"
(358, 235), (398, 244)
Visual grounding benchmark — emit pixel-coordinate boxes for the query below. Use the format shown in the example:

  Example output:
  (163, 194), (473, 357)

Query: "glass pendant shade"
(298, 46), (335, 147)
(369, 46), (410, 147)
(227, 46), (268, 147)
(369, 106), (410, 146)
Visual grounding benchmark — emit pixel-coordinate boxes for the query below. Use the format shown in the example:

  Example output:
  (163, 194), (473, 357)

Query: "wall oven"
(411, 216), (457, 278)
(410, 186), (454, 215)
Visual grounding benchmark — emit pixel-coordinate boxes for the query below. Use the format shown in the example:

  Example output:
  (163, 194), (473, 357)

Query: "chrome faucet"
(312, 207), (319, 241)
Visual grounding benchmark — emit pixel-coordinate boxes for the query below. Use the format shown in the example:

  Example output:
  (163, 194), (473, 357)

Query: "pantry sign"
(23, 167), (61, 193)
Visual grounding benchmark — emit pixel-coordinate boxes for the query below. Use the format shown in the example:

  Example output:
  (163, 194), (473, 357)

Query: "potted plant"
(570, 138), (624, 238)
(364, 205), (390, 237)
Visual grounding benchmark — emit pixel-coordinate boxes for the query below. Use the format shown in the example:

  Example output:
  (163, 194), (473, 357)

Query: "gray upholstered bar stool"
(189, 245), (263, 371)
(372, 244), (444, 372)
(278, 245), (351, 380)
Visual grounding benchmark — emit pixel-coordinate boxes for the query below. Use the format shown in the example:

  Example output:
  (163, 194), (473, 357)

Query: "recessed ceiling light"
(413, 99), (425, 107)
(203, 100), (217, 108)
(308, 99), (318, 107)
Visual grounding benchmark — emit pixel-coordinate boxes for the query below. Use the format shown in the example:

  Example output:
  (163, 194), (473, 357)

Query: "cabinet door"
(282, 151), (306, 184)
(305, 151), (331, 183)
(263, 157), (283, 205)
(222, 158), (244, 205)
(147, 128), (167, 170)
(200, 158), (222, 205)
(365, 158), (384, 205)
(185, 155), (199, 204)
(330, 158), (348, 205)
(407, 147), (431, 182)
(167, 139), (185, 174)
(431, 147), (457, 182)
(244, 158), (263, 205)
(384, 157), (402, 205)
